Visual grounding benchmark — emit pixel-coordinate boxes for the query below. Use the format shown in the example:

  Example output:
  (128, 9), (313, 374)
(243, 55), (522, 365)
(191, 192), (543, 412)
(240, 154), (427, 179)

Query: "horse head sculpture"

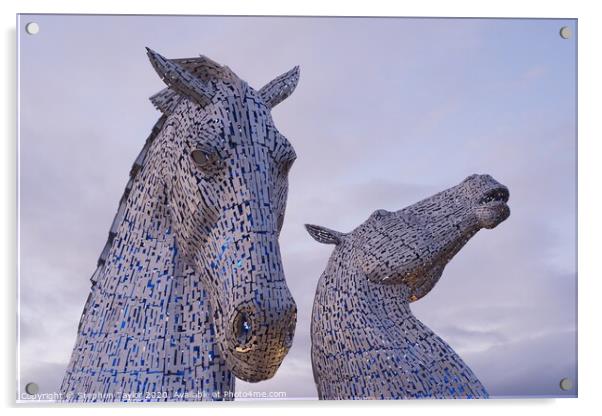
(62, 49), (300, 401)
(306, 174), (510, 399)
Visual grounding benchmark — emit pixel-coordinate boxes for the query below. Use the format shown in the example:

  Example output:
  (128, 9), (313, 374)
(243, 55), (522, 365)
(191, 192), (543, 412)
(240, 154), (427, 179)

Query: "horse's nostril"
(233, 311), (254, 352)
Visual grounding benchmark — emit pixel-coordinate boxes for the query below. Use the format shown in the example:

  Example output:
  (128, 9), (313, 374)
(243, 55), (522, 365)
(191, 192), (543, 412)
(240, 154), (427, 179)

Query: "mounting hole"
(25, 22), (40, 35)
(559, 377), (573, 391)
(559, 26), (571, 39)
(25, 382), (39, 395)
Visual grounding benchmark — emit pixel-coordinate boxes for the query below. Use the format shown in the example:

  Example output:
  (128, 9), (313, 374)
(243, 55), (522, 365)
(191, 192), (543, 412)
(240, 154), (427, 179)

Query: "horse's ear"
(259, 66), (300, 108)
(305, 224), (343, 245)
(146, 47), (214, 107)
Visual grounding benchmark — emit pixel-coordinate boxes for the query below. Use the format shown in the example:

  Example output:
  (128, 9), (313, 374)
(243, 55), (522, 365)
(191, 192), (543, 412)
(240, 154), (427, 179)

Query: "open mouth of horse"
(478, 186), (509, 206)
(476, 185), (510, 229)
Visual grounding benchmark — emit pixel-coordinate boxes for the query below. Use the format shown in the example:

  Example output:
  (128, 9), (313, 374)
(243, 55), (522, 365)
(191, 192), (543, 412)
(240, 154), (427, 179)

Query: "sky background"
(17, 15), (577, 399)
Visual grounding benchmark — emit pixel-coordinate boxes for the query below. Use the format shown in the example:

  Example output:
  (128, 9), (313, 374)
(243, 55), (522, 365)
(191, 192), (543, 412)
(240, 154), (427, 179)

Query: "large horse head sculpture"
(61, 49), (300, 401)
(146, 49), (299, 380)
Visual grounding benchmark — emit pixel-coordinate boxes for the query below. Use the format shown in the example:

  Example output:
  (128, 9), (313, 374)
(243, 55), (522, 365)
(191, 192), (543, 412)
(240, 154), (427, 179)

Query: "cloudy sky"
(18, 15), (576, 400)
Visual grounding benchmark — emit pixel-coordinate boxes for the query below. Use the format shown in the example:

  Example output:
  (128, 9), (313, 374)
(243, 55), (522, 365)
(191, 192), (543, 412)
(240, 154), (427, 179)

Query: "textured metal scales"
(61, 49), (300, 402)
(306, 174), (511, 400)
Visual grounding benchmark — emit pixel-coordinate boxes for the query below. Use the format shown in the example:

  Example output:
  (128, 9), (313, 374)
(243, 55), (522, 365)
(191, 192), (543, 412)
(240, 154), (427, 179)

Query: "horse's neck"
(314, 245), (444, 353)
(314, 248), (416, 339)
(62, 128), (234, 401)
(313, 247), (488, 399)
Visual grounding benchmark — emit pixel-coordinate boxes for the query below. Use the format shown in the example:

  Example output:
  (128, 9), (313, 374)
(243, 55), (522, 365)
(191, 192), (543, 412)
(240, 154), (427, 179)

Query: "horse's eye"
(372, 209), (390, 220)
(191, 149), (217, 169)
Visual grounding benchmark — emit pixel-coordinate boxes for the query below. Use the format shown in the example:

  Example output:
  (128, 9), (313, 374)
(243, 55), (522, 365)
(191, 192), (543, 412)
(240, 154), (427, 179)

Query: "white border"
(2, 0), (601, 415)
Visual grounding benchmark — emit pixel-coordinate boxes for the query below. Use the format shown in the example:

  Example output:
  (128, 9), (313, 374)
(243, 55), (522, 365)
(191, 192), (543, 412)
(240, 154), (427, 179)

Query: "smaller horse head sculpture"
(305, 174), (510, 399)
(147, 49), (299, 381)
(307, 174), (510, 301)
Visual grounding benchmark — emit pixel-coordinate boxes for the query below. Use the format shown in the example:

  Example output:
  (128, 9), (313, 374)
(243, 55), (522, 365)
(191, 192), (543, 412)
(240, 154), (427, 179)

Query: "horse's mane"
(90, 55), (229, 285)
(89, 114), (167, 286)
